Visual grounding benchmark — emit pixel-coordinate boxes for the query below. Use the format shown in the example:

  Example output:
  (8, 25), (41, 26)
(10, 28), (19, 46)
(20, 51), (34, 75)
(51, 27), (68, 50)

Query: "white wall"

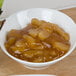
(1, 0), (76, 18)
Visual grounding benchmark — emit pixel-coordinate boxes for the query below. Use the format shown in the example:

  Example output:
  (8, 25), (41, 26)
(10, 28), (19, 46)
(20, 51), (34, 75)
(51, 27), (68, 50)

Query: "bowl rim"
(10, 74), (56, 76)
(1, 8), (76, 65)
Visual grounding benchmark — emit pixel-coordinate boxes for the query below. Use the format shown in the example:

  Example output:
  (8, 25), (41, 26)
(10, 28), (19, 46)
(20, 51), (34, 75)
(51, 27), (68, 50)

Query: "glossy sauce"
(5, 18), (70, 63)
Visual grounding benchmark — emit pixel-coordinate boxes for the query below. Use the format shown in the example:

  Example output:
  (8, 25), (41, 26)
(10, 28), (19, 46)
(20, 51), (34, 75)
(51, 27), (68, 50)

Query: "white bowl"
(0, 8), (76, 70)
(10, 74), (56, 76)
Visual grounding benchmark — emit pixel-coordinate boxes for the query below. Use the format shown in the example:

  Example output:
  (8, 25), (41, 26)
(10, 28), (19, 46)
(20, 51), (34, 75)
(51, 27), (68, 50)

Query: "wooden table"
(0, 8), (76, 76)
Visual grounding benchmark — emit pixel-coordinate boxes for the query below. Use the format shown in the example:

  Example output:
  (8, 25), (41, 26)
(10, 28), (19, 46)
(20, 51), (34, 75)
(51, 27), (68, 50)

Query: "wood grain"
(60, 8), (76, 23)
(0, 8), (76, 76)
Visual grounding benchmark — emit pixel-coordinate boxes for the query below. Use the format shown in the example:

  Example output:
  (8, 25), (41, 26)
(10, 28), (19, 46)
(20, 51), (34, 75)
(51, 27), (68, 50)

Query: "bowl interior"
(0, 8), (76, 64)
